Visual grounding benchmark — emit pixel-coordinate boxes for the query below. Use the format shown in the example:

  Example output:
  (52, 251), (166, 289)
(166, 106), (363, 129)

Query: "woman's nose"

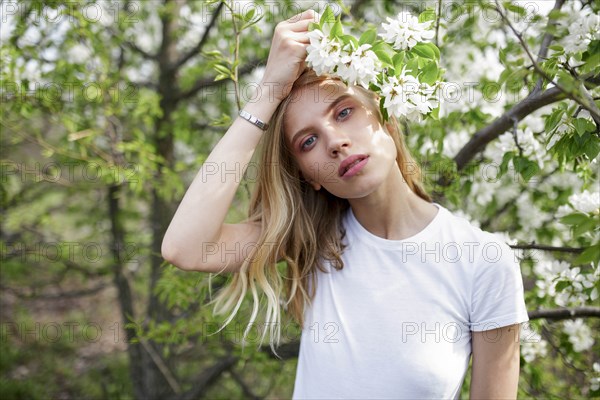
(326, 128), (351, 156)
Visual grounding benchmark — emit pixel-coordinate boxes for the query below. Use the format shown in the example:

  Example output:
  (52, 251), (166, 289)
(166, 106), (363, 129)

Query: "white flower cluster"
(380, 69), (439, 122)
(561, 13), (600, 54)
(306, 29), (380, 88)
(563, 319), (595, 352)
(306, 11), (440, 121)
(591, 362), (600, 392)
(520, 324), (548, 363)
(568, 189), (600, 214)
(535, 255), (599, 307)
(487, 128), (546, 168)
(380, 11), (435, 50)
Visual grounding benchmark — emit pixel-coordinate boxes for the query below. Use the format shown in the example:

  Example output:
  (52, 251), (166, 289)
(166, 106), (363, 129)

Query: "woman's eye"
(338, 107), (352, 120)
(301, 136), (316, 150)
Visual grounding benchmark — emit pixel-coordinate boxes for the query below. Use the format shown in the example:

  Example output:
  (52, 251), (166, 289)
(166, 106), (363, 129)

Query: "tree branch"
(536, 0), (565, 63)
(177, 57), (264, 101)
(510, 243), (585, 254)
(177, 355), (238, 400)
(139, 339), (182, 394)
(450, 86), (565, 173)
(123, 39), (157, 60)
(528, 307), (600, 320)
(495, 0), (600, 124)
(229, 368), (261, 400)
(172, 2), (224, 72)
(0, 282), (110, 299)
(532, 0), (566, 94)
(434, 0), (442, 47)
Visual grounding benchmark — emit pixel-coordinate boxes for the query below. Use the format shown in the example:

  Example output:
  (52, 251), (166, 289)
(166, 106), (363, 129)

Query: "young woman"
(162, 9), (529, 399)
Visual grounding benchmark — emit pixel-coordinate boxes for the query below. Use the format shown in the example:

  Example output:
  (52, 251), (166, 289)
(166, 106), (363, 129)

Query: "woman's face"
(284, 81), (398, 199)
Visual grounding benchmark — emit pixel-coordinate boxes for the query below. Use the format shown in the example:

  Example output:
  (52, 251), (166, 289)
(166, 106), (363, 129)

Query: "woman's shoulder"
(439, 205), (514, 248)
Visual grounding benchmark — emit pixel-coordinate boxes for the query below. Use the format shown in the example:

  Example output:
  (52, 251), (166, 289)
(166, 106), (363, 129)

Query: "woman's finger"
(287, 18), (314, 33)
(286, 9), (318, 24)
(289, 31), (310, 44)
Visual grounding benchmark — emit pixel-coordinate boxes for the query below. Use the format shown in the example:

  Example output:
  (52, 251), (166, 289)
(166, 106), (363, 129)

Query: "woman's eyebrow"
(290, 94), (354, 146)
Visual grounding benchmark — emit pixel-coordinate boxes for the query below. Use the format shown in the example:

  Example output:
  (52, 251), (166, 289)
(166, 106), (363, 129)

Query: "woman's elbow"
(161, 239), (214, 272)
(162, 240), (189, 271)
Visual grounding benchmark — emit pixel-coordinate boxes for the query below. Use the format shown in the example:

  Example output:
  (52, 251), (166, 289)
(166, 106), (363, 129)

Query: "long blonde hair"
(210, 68), (431, 351)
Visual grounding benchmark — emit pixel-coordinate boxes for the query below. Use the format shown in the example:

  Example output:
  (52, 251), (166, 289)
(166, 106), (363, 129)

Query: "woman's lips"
(340, 156), (369, 178)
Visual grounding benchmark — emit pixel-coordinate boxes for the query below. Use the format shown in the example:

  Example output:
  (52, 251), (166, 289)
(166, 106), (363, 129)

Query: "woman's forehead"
(284, 81), (358, 133)
(289, 80), (352, 108)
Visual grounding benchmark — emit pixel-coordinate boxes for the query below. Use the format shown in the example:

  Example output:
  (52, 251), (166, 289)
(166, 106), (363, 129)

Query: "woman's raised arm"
(161, 10), (316, 273)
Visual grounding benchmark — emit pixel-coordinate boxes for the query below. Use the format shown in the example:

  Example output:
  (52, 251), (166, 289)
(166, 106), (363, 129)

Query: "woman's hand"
(260, 9), (317, 102)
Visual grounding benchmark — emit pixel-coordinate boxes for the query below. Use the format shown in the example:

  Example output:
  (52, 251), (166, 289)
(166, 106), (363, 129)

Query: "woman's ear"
(309, 181), (322, 191)
(300, 173), (322, 191)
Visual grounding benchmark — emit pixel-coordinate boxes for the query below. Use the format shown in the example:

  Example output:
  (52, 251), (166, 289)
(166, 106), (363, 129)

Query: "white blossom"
(442, 129), (470, 158)
(336, 44), (380, 88)
(487, 128), (547, 168)
(517, 194), (547, 230)
(520, 324), (548, 363)
(306, 29), (343, 76)
(380, 69), (438, 121)
(591, 362), (600, 391)
(561, 13), (600, 54)
(568, 190), (600, 214)
(563, 319), (594, 352)
(555, 204), (572, 219)
(380, 11), (434, 50)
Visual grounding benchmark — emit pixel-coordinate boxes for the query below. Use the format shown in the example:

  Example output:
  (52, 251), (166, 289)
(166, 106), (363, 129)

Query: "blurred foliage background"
(1, 0), (599, 399)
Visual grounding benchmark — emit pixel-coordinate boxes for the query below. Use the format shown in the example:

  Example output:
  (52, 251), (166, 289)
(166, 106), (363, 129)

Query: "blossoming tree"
(1, 0), (598, 398)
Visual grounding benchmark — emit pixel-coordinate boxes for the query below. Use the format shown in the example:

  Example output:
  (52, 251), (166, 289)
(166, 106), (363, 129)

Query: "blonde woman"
(162, 9), (529, 399)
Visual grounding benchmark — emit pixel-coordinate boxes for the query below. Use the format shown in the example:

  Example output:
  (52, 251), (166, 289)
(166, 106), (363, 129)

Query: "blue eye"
(338, 107), (352, 120)
(301, 136), (316, 150)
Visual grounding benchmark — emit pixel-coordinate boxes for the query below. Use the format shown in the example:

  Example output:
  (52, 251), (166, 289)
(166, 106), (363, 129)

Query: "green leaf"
(320, 5), (335, 29)
(505, 3), (526, 16)
(411, 43), (436, 59)
(513, 156), (539, 182)
(573, 218), (599, 237)
(392, 52), (405, 72)
(379, 97), (389, 121)
(554, 280), (570, 292)
(405, 58), (419, 76)
(544, 109), (564, 134)
(372, 42), (395, 66)
(573, 244), (600, 266)
(426, 42), (441, 60)
(244, 8), (255, 22)
(548, 9), (567, 20)
(418, 9), (436, 23)
(202, 50), (223, 59)
(573, 118), (595, 136)
(584, 137), (600, 160)
(499, 152), (514, 176)
(213, 64), (231, 76)
(420, 62), (438, 85)
(341, 34), (358, 48)
(331, 19), (344, 38)
(548, 44), (564, 52)
(556, 70), (575, 91)
(559, 213), (588, 226)
(359, 29), (377, 46)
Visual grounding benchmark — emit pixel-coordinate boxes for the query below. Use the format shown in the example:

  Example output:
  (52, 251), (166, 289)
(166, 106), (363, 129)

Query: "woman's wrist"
(240, 82), (282, 126)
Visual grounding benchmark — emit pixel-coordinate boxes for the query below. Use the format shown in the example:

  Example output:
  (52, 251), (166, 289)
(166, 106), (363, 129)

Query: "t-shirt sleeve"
(469, 237), (529, 332)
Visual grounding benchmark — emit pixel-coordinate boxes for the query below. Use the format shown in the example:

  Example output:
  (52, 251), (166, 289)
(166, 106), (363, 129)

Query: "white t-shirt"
(292, 204), (529, 399)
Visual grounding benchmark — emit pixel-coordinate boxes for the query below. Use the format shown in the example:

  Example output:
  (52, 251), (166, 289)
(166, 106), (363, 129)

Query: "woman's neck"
(348, 165), (438, 240)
